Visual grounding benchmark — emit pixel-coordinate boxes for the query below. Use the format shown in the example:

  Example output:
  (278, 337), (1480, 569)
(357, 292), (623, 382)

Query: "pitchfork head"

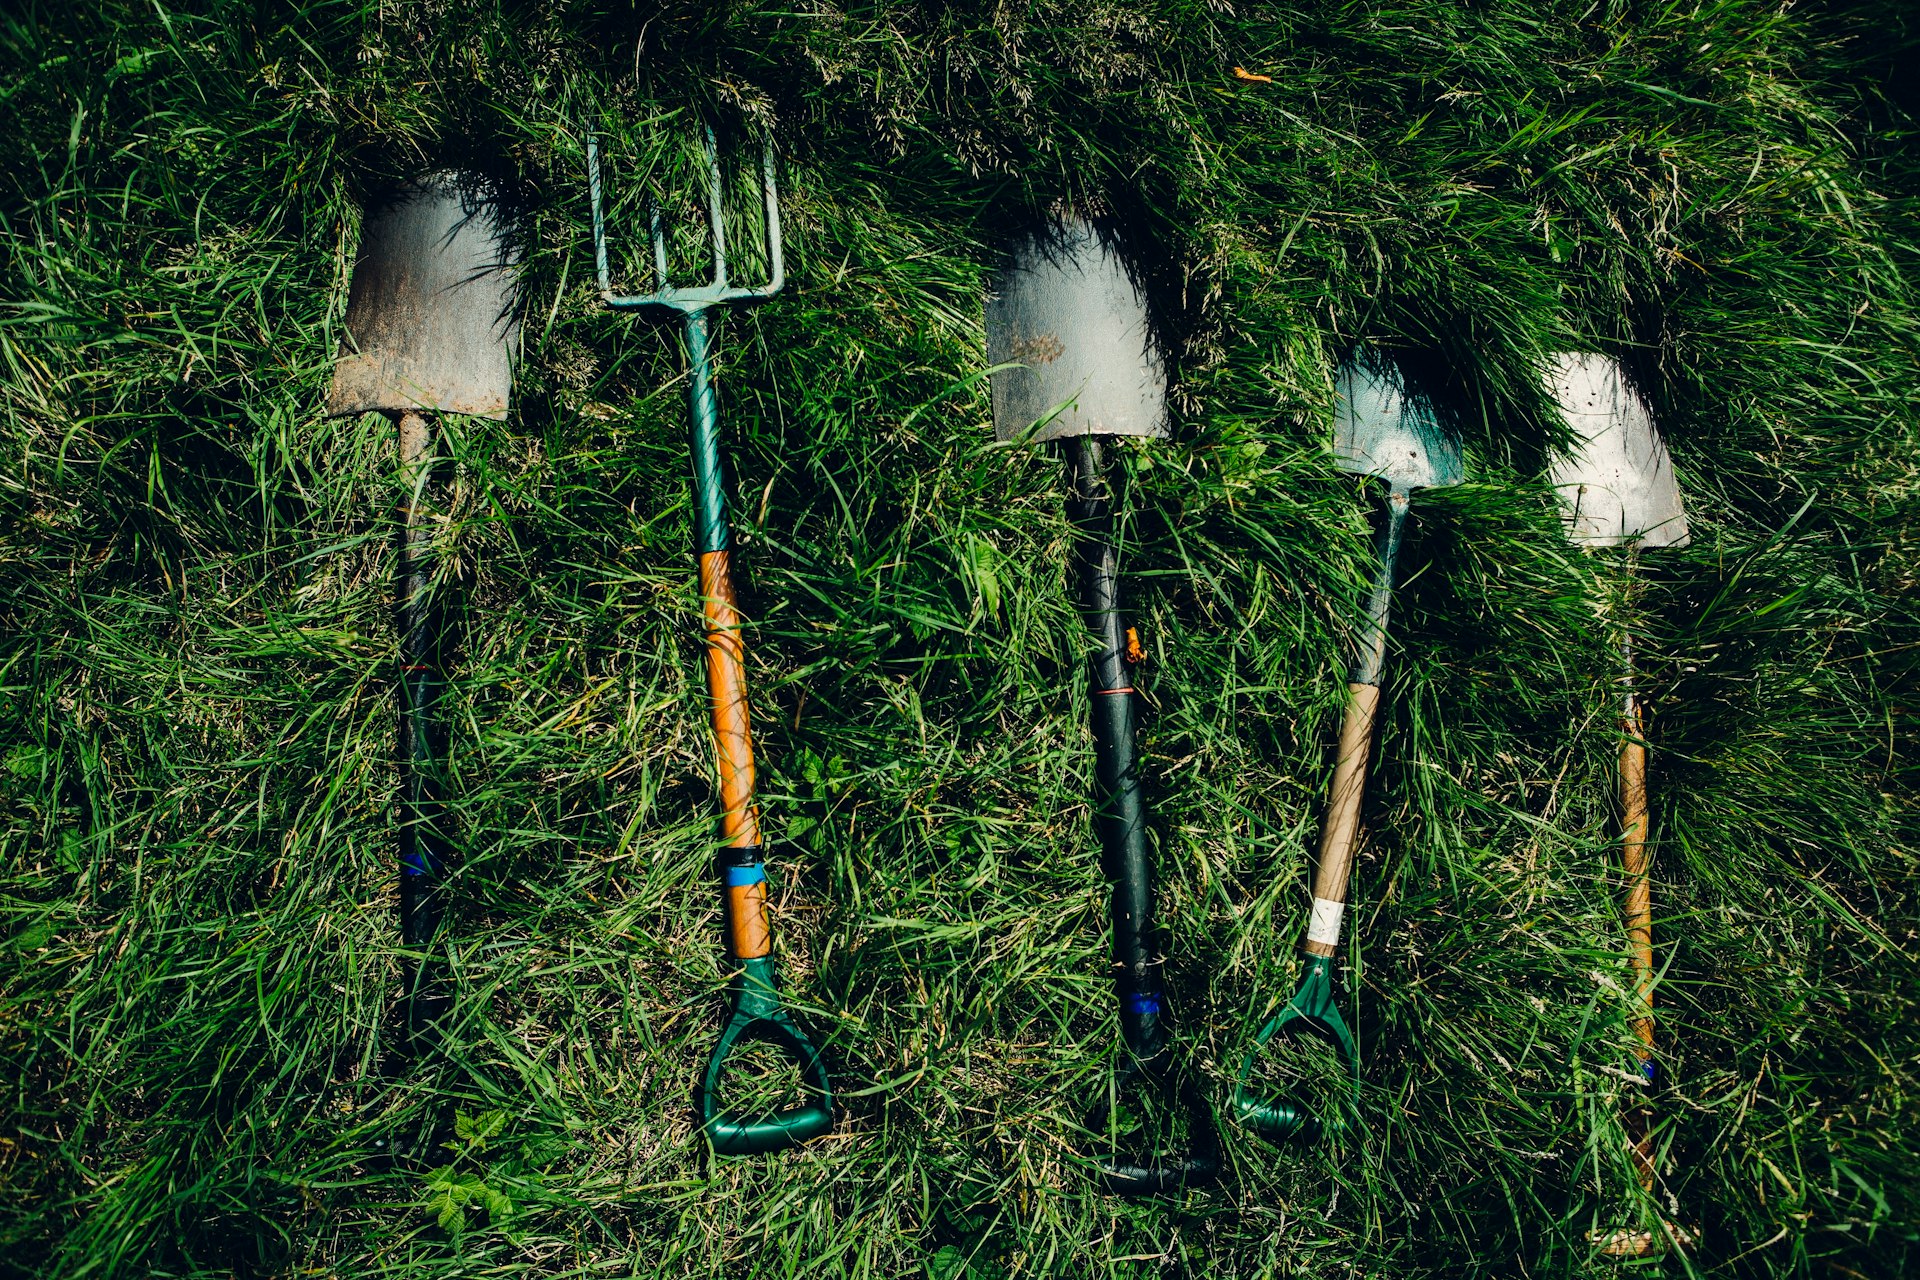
(587, 125), (783, 314)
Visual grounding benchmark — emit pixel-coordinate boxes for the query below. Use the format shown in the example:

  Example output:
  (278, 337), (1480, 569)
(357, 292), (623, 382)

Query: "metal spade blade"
(987, 217), (1167, 443)
(1546, 353), (1688, 549)
(1333, 350), (1464, 495)
(328, 172), (520, 420)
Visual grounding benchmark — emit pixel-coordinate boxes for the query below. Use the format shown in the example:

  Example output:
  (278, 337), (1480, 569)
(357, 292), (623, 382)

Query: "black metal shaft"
(1065, 436), (1165, 1062)
(396, 411), (450, 1041)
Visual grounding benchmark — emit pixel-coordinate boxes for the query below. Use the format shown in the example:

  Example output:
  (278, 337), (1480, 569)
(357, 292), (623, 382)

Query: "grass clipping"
(3, 2), (1919, 1277)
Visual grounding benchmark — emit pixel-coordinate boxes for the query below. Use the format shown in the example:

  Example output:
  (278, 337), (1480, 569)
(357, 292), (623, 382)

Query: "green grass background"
(4, 1), (1919, 1275)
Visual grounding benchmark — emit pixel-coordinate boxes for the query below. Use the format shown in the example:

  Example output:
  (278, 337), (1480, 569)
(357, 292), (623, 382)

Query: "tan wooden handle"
(698, 549), (770, 960)
(1620, 689), (1657, 1190)
(1620, 710), (1652, 1054)
(1304, 682), (1380, 957)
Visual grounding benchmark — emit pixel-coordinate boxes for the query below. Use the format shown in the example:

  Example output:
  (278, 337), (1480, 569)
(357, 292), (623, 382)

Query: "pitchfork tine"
(704, 127), (728, 290)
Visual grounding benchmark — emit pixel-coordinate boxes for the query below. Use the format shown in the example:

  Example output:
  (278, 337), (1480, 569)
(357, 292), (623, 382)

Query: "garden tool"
(1234, 349), (1464, 1140)
(987, 216), (1220, 1194)
(587, 126), (832, 1155)
(328, 172), (520, 1046)
(1546, 351), (1688, 1221)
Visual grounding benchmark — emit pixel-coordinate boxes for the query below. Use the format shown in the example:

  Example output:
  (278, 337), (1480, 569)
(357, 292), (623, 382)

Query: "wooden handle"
(1620, 697), (1652, 1054)
(698, 549), (769, 959)
(1305, 682), (1380, 957)
(1620, 690), (1656, 1190)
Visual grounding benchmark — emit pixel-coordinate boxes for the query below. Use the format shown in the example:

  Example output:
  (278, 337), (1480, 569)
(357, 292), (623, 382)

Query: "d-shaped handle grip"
(1087, 1055), (1222, 1195)
(1234, 955), (1359, 1141)
(696, 959), (834, 1156)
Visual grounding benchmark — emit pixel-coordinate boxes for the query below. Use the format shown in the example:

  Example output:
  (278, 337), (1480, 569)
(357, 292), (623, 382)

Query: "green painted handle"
(1234, 955), (1359, 1141)
(697, 956), (834, 1155)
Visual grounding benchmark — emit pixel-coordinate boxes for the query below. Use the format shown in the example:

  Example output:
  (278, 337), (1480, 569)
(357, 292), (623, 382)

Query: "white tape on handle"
(1307, 897), (1345, 948)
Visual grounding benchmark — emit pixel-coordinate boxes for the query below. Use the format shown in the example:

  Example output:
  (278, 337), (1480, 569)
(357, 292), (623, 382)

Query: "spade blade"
(986, 217), (1167, 444)
(328, 172), (520, 420)
(1546, 353), (1689, 550)
(1332, 351), (1464, 492)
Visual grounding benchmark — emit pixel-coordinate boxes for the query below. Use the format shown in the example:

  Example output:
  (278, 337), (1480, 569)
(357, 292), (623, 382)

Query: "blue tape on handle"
(1641, 1058), (1659, 1085)
(723, 864), (767, 888)
(1125, 991), (1163, 1017)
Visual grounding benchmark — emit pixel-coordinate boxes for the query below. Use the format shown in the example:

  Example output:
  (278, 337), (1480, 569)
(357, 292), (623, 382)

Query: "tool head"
(587, 128), (784, 314)
(1332, 350), (1464, 493)
(327, 172), (520, 420)
(986, 217), (1168, 444)
(1546, 352), (1689, 549)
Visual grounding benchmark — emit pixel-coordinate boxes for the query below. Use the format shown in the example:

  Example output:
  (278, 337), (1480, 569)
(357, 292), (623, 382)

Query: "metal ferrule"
(1349, 486), (1410, 688)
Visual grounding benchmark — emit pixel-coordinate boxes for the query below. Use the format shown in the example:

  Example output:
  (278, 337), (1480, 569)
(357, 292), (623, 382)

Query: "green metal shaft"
(682, 309), (731, 557)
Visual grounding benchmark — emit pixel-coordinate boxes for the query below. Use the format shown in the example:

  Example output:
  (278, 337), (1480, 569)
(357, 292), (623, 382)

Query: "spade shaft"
(1620, 668), (1654, 1057)
(1066, 438), (1163, 1057)
(1307, 488), (1407, 945)
(396, 410), (449, 992)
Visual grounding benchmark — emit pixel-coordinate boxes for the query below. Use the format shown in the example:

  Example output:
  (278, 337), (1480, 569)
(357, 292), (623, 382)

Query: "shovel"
(987, 216), (1220, 1195)
(1545, 351), (1688, 1238)
(587, 126), (832, 1156)
(328, 172), (520, 1046)
(1234, 349), (1464, 1140)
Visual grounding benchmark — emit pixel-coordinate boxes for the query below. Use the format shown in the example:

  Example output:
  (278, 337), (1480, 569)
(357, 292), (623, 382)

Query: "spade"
(328, 172), (520, 1046)
(987, 216), (1220, 1194)
(1547, 351), (1690, 1250)
(1234, 349), (1464, 1141)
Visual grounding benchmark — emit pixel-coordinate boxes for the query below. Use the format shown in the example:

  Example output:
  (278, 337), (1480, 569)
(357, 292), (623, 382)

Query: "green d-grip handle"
(697, 956), (834, 1155)
(1234, 955), (1359, 1141)
(1087, 1053), (1222, 1195)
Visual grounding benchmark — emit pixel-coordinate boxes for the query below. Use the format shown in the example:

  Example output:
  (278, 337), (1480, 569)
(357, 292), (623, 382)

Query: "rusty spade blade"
(1545, 353), (1689, 550)
(986, 217), (1167, 443)
(328, 172), (520, 420)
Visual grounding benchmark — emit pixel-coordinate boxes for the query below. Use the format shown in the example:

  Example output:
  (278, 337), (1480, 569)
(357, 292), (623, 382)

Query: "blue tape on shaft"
(1125, 991), (1163, 1017)
(724, 864), (767, 888)
(402, 851), (439, 877)
(1641, 1058), (1658, 1085)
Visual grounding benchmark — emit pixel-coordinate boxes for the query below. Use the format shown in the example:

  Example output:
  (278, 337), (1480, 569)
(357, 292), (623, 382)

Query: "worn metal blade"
(1546, 353), (1689, 549)
(1332, 350), (1464, 492)
(986, 217), (1167, 443)
(328, 172), (520, 420)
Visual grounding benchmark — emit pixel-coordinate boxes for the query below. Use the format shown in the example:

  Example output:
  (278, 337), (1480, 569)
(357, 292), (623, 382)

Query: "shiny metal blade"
(1546, 353), (1689, 549)
(986, 217), (1167, 443)
(328, 172), (520, 420)
(1332, 351), (1464, 492)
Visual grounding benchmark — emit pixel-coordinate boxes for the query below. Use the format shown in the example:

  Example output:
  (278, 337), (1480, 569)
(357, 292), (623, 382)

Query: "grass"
(3, 0), (1919, 1275)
